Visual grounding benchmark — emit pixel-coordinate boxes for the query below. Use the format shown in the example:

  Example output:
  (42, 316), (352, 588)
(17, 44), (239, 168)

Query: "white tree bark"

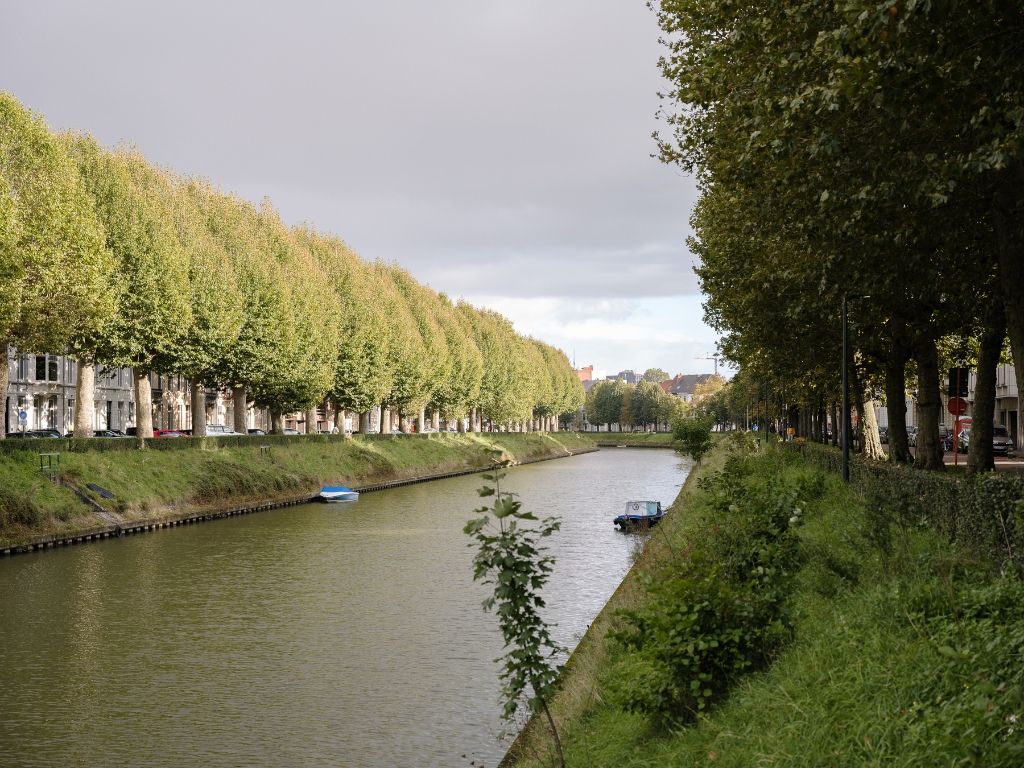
(232, 385), (248, 433)
(0, 348), (8, 438)
(860, 395), (886, 461)
(134, 371), (154, 439)
(191, 379), (207, 437)
(74, 359), (96, 438)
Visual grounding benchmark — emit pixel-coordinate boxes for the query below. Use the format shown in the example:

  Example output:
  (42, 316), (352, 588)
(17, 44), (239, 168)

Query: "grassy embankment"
(591, 432), (680, 448)
(0, 432), (595, 549)
(505, 435), (1024, 767)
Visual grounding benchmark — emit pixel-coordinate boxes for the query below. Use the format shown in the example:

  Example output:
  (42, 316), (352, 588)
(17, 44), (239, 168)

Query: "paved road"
(898, 447), (1024, 472)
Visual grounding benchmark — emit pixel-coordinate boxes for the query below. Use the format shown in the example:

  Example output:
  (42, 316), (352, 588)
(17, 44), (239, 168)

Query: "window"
(33, 394), (57, 429)
(16, 355), (30, 382)
(35, 355), (59, 383)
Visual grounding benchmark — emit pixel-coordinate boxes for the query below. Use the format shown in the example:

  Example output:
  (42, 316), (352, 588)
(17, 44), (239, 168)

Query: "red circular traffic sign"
(948, 397), (968, 416)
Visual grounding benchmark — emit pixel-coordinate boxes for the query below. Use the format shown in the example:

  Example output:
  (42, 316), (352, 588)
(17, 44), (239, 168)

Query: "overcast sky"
(1, 0), (721, 378)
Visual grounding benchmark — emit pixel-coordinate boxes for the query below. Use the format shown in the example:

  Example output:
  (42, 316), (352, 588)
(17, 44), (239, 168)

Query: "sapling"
(464, 451), (566, 768)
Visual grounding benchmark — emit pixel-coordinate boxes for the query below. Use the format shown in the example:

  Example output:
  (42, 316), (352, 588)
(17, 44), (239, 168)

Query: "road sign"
(17, 409), (27, 424)
(947, 367), (969, 397)
(948, 397), (968, 416)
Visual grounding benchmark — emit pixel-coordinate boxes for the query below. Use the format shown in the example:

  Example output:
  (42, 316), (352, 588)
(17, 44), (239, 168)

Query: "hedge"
(0, 431), (443, 455)
(788, 442), (1024, 572)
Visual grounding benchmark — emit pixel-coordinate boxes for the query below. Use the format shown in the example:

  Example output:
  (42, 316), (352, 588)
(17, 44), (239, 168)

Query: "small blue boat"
(319, 486), (359, 503)
(614, 500), (664, 530)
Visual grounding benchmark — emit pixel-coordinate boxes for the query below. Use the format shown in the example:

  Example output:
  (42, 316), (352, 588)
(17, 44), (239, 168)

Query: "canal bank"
(499, 443), (705, 768)
(0, 432), (596, 553)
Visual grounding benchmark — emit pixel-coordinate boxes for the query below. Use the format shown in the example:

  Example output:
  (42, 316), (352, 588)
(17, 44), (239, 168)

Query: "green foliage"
(792, 442), (1024, 572)
(897, 576), (1024, 765)
(1, 93), (580, 439)
(672, 414), (714, 462)
(606, 456), (805, 723)
(463, 452), (565, 759)
(0, 94), (114, 355)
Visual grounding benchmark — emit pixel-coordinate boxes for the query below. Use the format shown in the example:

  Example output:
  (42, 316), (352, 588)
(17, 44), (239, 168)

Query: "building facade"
(4, 350), (135, 435)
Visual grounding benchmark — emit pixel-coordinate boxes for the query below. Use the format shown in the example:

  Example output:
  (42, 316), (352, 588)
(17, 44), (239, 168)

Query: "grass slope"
(0, 432), (594, 548)
(506, 435), (1024, 767)
(592, 432), (680, 447)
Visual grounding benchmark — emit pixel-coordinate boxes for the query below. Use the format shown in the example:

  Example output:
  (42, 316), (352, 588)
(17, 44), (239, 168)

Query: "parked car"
(94, 429), (128, 438)
(878, 426), (888, 444)
(7, 428), (63, 439)
(154, 429), (186, 438)
(205, 424), (241, 436)
(282, 428), (300, 435)
(957, 425), (1015, 455)
(248, 428), (266, 435)
(993, 425), (1016, 455)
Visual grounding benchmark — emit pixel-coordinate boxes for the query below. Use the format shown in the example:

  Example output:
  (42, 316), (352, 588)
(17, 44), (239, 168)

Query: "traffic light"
(947, 367), (969, 397)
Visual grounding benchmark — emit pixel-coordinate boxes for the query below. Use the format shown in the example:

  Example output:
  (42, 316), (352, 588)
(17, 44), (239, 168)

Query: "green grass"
(505, 436), (1024, 767)
(592, 432), (680, 447)
(0, 432), (595, 548)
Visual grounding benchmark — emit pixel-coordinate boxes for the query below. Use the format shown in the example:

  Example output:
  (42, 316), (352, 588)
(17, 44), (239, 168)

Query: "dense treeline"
(584, 379), (690, 431)
(0, 94), (583, 438)
(654, 1), (1024, 474)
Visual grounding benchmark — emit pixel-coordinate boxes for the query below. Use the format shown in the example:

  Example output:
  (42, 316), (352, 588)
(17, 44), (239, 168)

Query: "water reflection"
(0, 449), (687, 767)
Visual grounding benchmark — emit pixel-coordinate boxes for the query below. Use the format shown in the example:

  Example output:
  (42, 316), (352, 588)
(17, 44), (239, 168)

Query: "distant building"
(575, 365), (593, 383)
(607, 369), (640, 385)
(661, 373), (714, 403)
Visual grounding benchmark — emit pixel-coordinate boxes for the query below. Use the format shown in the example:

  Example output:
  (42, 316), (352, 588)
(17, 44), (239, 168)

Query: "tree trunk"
(232, 385), (248, 434)
(968, 299), (1006, 474)
(74, 359), (96, 438)
(334, 404), (345, 434)
(993, 164), (1024, 451)
(884, 351), (912, 463)
(432, 410), (440, 431)
(373, 405), (383, 433)
(271, 409), (284, 434)
(417, 407), (426, 433)
(359, 411), (370, 433)
(830, 402), (839, 446)
(306, 407), (318, 434)
(0, 346), (8, 438)
(859, 393), (885, 460)
(913, 337), (945, 470)
(134, 371), (154, 439)
(191, 378), (207, 437)
(469, 407), (477, 433)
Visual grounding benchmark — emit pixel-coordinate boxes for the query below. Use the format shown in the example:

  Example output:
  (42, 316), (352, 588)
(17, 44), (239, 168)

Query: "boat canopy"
(624, 501), (661, 517)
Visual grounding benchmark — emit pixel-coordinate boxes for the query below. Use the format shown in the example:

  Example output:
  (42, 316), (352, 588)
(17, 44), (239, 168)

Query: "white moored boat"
(319, 486), (360, 503)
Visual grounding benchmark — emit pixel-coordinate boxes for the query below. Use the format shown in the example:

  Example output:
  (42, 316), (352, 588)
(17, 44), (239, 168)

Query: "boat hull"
(319, 487), (359, 503)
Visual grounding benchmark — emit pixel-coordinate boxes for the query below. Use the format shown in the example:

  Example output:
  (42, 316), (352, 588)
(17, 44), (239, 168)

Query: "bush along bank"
(0, 432), (596, 551)
(791, 441), (1024, 572)
(505, 435), (1024, 767)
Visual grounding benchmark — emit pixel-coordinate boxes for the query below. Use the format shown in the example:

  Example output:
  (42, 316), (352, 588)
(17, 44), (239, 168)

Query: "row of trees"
(654, 1), (1024, 473)
(0, 93), (584, 438)
(584, 379), (690, 431)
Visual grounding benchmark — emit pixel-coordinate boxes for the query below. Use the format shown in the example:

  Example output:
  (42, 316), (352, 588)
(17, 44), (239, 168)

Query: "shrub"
(790, 442), (1024, 572)
(605, 455), (806, 723)
(672, 415), (714, 462)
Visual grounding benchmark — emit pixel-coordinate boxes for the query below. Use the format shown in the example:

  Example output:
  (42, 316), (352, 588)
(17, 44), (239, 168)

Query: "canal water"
(0, 448), (688, 767)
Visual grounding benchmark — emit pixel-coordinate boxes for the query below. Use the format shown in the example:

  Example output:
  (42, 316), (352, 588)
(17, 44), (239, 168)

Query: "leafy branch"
(463, 450), (566, 768)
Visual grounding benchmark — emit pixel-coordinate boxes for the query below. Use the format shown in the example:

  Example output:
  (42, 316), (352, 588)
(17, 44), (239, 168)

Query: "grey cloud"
(1, 0), (708, 358)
